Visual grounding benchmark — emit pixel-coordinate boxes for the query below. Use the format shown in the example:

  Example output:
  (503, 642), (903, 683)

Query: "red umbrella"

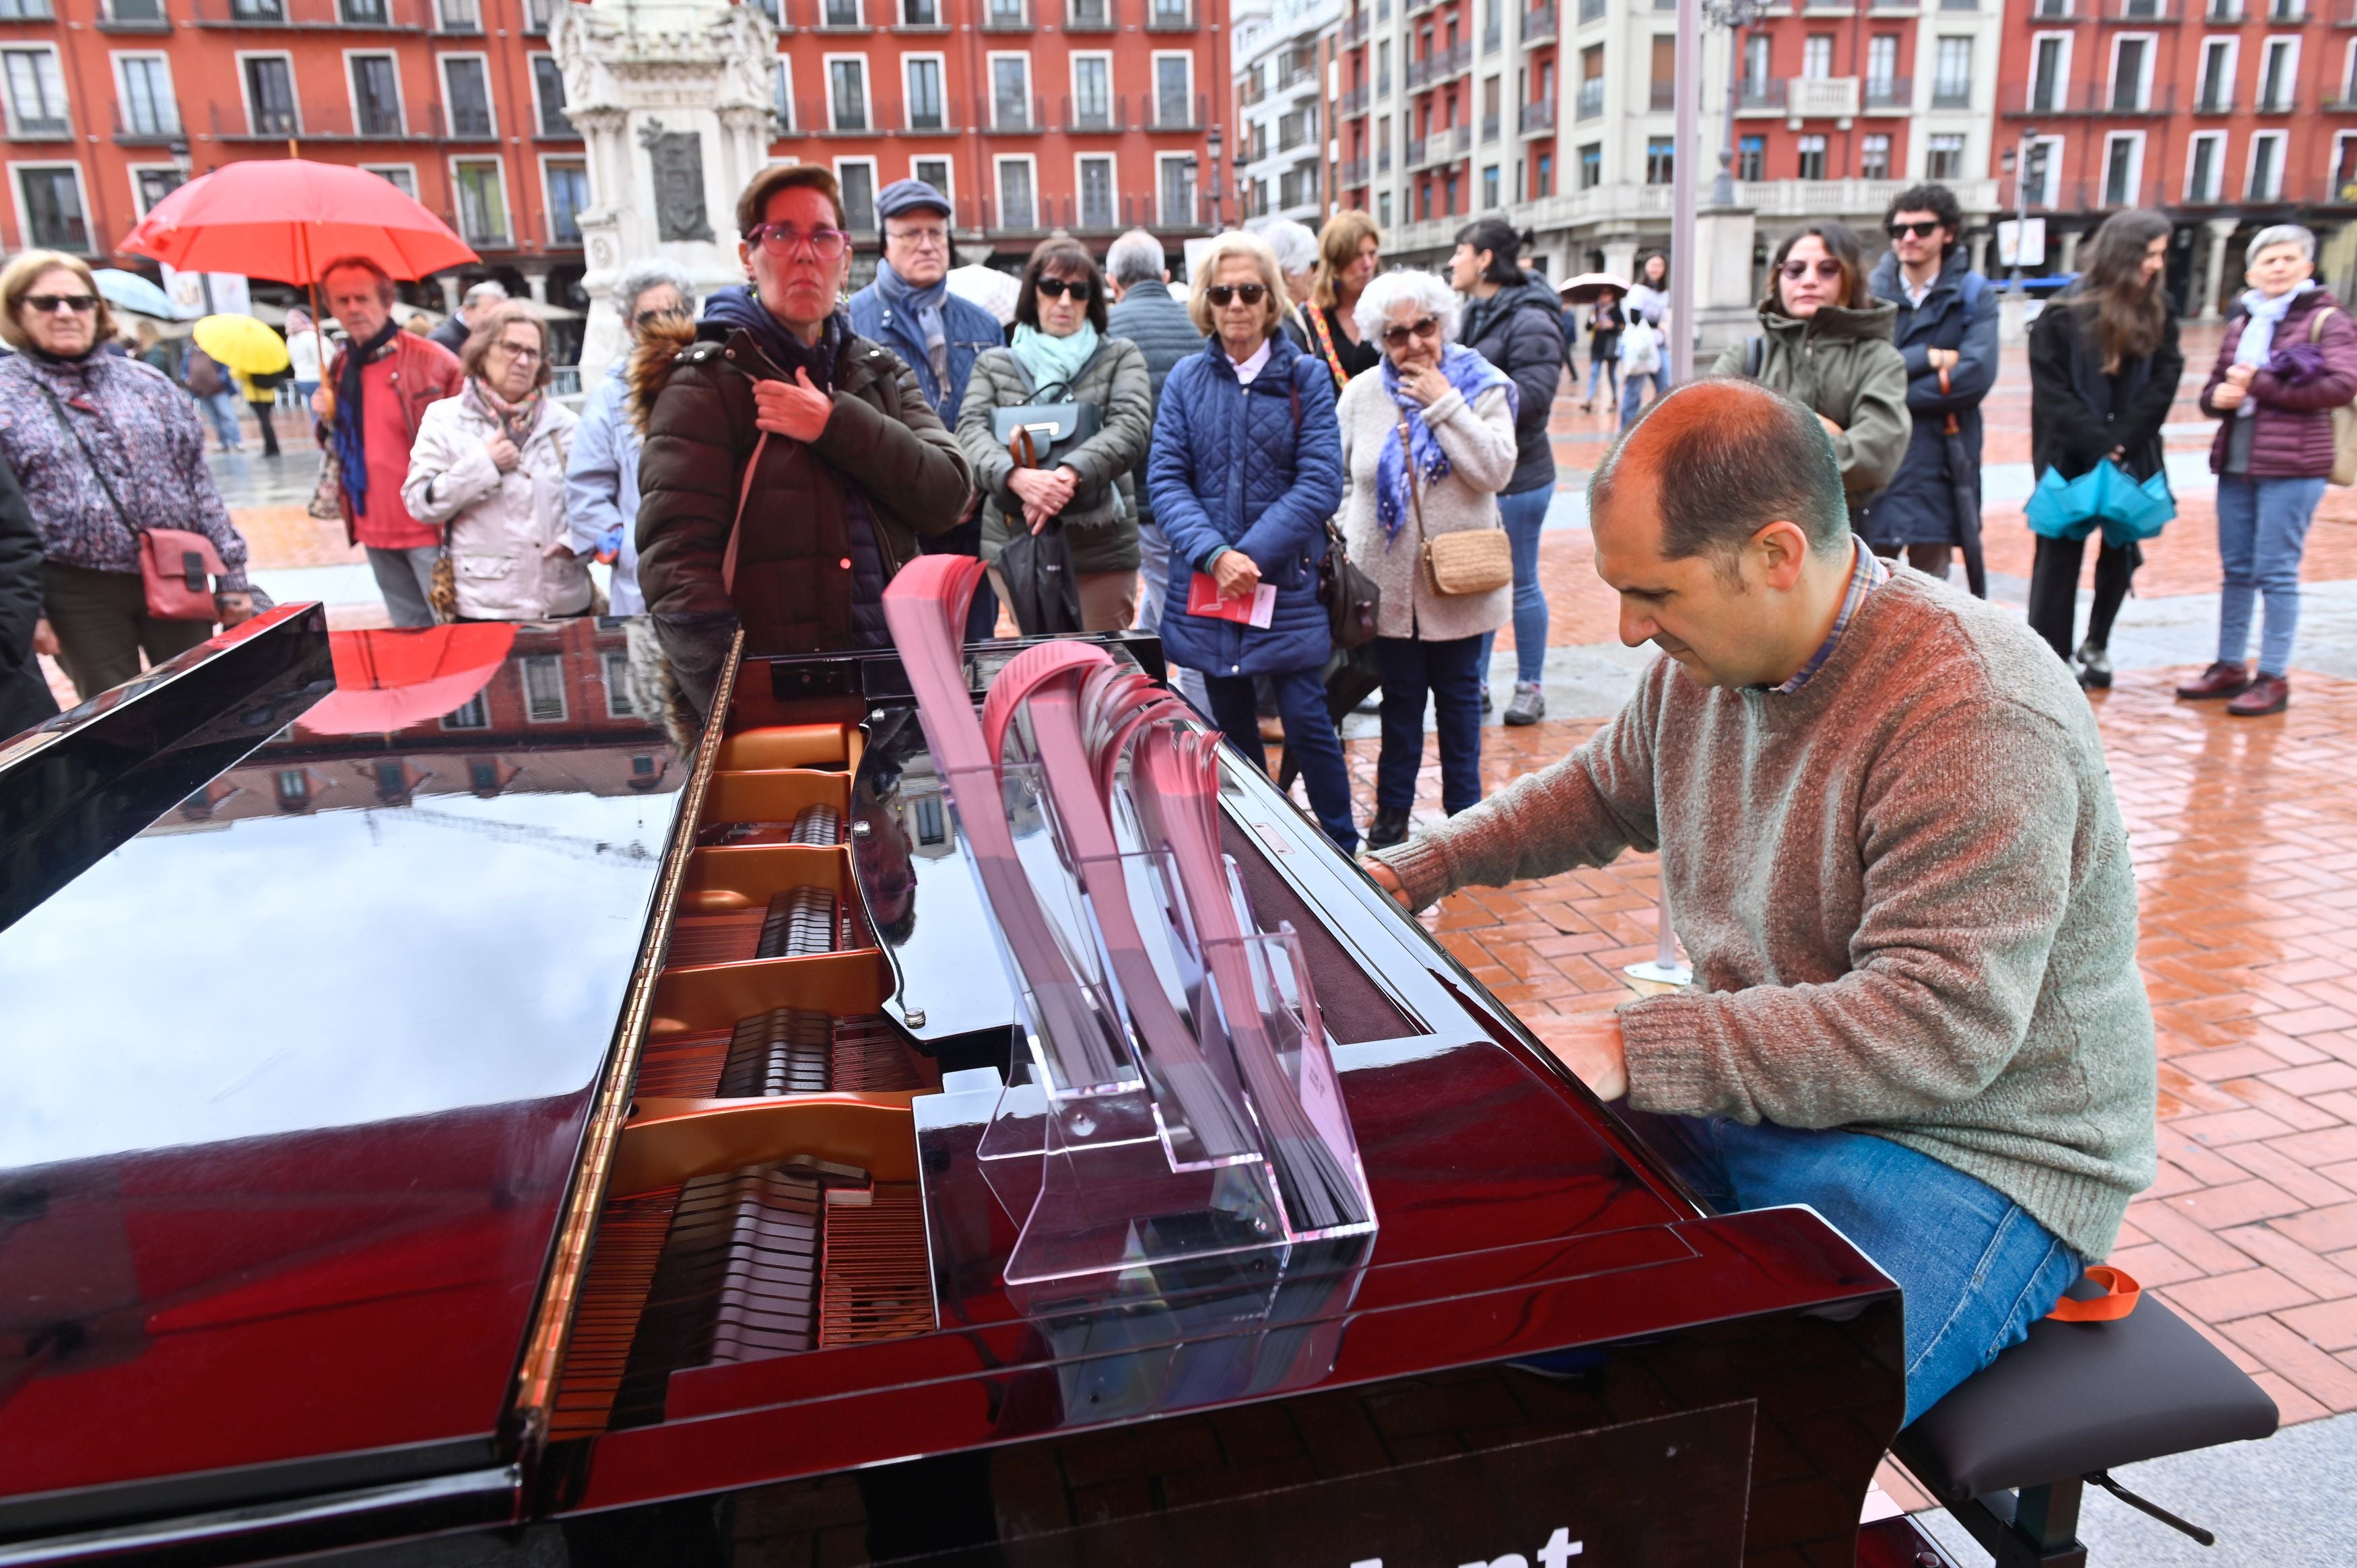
(296, 623), (517, 737)
(119, 158), (476, 285)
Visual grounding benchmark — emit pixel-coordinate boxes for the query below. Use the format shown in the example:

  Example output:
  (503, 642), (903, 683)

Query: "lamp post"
(1706, 0), (1766, 210)
(2012, 125), (2040, 296)
(1206, 126), (1224, 230)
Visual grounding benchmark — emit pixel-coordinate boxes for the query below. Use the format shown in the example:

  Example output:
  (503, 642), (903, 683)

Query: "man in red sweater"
(314, 257), (463, 627)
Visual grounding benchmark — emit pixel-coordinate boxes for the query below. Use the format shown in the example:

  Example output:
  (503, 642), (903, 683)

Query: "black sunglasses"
(26, 293), (98, 314)
(1887, 219), (1944, 240)
(1206, 283), (1267, 307)
(1033, 276), (1093, 301)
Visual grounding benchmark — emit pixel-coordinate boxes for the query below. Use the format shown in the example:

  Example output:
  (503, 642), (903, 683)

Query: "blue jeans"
(1621, 1110), (2082, 1423)
(1373, 633), (1484, 815)
(198, 389), (243, 450)
(1204, 665), (1358, 852)
(1585, 354), (1619, 407)
(1477, 486), (1554, 687)
(1619, 368), (1671, 431)
(2214, 473), (2325, 678)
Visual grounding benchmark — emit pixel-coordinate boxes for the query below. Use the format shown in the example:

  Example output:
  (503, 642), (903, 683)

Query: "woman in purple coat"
(2179, 224), (2357, 718)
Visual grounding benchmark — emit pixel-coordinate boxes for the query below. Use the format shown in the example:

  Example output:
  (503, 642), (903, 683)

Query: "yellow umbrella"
(191, 313), (290, 376)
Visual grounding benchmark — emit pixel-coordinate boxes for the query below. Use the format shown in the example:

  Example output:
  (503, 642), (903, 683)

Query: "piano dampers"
(756, 886), (838, 959)
(718, 1008), (832, 1097)
(790, 803), (840, 845)
(832, 1015), (935, 1093)
(818, 1186), (933, 1347)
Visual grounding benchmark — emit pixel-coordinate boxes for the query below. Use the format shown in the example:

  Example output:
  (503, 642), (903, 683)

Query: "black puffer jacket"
(1457, 271), (1564, 497)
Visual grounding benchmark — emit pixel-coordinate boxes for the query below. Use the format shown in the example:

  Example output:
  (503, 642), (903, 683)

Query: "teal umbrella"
(92, 268), (182, 320)
(2024, 458), (2175, 549)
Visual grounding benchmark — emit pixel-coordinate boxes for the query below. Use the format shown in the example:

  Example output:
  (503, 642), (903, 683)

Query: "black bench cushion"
(1892, 1295), (2279, 1503)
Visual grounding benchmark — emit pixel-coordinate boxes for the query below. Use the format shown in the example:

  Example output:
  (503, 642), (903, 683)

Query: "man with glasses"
(1867, 182), (1999, 590)
(849, 178), (1003, 639)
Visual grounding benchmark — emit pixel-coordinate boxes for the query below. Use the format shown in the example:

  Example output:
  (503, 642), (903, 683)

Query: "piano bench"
(1891, 1294), (2279, 1567)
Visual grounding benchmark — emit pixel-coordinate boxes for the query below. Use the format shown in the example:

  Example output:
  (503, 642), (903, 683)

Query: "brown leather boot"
(2176, 660), (2251, 701)
(2227, 675), (2289, 717)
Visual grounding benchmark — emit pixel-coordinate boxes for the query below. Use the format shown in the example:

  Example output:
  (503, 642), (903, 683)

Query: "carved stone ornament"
(638, 118), (715, 243)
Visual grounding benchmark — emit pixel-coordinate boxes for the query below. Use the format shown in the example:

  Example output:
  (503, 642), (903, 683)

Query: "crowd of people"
(0, 170), (2350, 809)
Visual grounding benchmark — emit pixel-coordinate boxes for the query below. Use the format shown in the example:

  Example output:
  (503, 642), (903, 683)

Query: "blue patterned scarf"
(1375, 343), (1517, 544)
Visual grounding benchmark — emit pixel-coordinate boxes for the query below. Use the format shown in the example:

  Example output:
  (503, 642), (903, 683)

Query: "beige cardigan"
(1337, 368), (1517, 643)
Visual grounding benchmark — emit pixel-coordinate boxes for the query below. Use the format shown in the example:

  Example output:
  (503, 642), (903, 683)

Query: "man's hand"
(215, 592), (257, 629)
(1525, 1013), (1630, 1101)
(542, 539), (576, 559)
(1211, 549), (1261, 599)
(1816, 412), (1845, 438)
(485, 434), (521, 473)
(1360, 857), (1412, 908)
(32, 617), (57, 657)
(1926, 347), (1959, 372)
(752, 368), (835, 442)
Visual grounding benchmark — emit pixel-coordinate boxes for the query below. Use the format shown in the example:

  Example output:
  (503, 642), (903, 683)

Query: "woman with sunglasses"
(566, 260), (695, 616)
(0, 249), (259, 702)
(1337, 270), (1518, 851)
(1713, 222), (1910, 524)
(636, 166), (972, 654)
(954, 236), (1152, 633)
(401, 302), (587, 621)
(1146, 230), (1354, 851)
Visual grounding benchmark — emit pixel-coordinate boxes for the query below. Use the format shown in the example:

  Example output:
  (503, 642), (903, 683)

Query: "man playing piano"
(1364, 378), (2157, 1423)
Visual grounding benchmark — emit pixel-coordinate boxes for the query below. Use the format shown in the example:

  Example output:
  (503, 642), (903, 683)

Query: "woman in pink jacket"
(2179, 224), (2357, 718)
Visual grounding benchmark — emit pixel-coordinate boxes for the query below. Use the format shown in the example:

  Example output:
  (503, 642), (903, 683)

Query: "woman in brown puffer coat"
(634, 164), (972, 655)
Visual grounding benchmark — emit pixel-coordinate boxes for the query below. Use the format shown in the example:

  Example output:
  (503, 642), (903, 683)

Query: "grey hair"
(1262, 219), (1321, 278)
(2247, 224), (2316, 267)
(1105, 228), (1166, 289)
(614, 259), (697, 326)
(463, 279), (510, 306)
(1353, 269), (1459, 346)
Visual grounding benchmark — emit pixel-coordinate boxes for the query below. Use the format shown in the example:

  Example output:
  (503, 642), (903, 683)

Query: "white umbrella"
(945, 264), (1020, 327)
(1559, 272), (1631, 305)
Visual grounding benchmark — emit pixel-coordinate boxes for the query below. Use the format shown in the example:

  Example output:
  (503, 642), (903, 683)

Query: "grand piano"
(0, 594), (1908, 1568)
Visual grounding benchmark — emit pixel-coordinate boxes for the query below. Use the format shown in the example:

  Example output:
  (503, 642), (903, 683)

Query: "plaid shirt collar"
(1770, 539), (1888, 695)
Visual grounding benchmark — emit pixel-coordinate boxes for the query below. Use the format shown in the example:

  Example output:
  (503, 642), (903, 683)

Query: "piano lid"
(0, 613), (703, 1537)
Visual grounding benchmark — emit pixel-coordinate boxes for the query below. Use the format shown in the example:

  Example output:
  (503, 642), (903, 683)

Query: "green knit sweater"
(1374, 570), (2158, 1260)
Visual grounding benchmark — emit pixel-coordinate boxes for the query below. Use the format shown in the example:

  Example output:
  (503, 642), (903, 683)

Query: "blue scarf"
(1009, 321), (1100, 393)
(702, 284), (842, 393)
(873, 258), (950, 399)
(1375, 343), (1517, 544)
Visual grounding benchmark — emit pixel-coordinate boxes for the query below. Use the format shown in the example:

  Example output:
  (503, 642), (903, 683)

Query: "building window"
(1578, 44), (1604, 119)
(15, 165), (87, 250)
(838, 158), (877, 231)
(362, 162), (416, 197)
(1071, 54), (1109, 129)
(1865, 35), (1897, 98)
(1534, 149), (1553, 197)
(1860, 133), (1890, 180)
(451, 157), (509, 245)
(2029, 35), (2068, 115)
(532, 55), (572, 136)
(830, 57), (869, 131)
(1926, 133), (1964, 180)
(824, 0), (860, 23)
(1645, 135), (1673, 184)
(522, 656), (566, 722)
(1650, 34), (1674, 108)
(341, 0), (387, 22)
(2333, 131), (2357, 202)
(1279, 162), (1312, 208)
(2187, 131), (2223, 201)
(906, 56), (943, 130)
(1737, 133), (1764, 180)
(438, 0), (481, 29)
(994, 157), (1034, 228)
(1377, 189), (1391, 227)
(442, 55), (494, 137)
(2102, 132), (2141, 205)
(1795, 133), (1826, 180)
(1480, 163), (1499, 206)
(991, 56), (1028, 129)
(352, 53), (403, 136)
(1579, 140), (1601, 187)
(1933, 36), (1973, 108)
(2110, 36), (2150, 111)
(1741, 33), (1768, 97)
(2247, 129), (2284, 199)
(1157, 152), (1195, 225)
(2257, 36), (2296, 112)
(601, 652), (637, 718)
(1376, 40), (1391, 97)
(1801, 35), (1831, 79)
(242, 55), (296, 135)
(131, 164), (182, 213)
(114, 53), (177, 139)
(2, 47), (65, 137)
(770, 61), (792, 133)
(911, 156), (951, 197)
(987, 0), (1022, 24)
(1154, 53), (1191, 127)
(544, 156), (588, 242)
(2197, 38), (2234, 113)
(1077, 154), (1113, 228)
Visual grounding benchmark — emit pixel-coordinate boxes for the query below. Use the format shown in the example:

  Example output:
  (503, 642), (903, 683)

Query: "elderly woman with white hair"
(1337, 269), (1517, 850)
(1262, 219), (1323, 347)
(1146, 229), (1352, 850)
(566, 259), (695, 614)
(2179, 222), (2357, 718)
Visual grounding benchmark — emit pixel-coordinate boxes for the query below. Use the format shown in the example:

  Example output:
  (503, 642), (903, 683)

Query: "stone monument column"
(552, 0), (779, 386)
(1690, 204), (1758, 361)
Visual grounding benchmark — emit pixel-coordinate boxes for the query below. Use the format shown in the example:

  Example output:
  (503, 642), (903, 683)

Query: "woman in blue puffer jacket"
(1148, 230), (1353, 851)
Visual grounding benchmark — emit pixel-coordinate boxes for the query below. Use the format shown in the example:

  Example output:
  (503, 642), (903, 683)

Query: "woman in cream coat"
(402, 301), (587, 621)
(1337, 268), (1517, 850)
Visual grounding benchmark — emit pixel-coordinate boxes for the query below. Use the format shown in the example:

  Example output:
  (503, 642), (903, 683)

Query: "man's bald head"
(1591, 379), (1850, 572)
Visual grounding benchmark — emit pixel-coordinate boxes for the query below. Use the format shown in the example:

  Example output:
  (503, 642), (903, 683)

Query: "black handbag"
(991, 347), (1109, 511)
(1316, 518), (1381, 649)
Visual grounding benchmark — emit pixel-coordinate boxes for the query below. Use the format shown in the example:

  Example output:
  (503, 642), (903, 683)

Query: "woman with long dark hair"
(1713, 221), (1910, 514)
(2024, 209), (2182, 687)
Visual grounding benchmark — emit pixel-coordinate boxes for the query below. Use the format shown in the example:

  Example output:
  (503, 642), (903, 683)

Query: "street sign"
(1997, 218), (2047, 268)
